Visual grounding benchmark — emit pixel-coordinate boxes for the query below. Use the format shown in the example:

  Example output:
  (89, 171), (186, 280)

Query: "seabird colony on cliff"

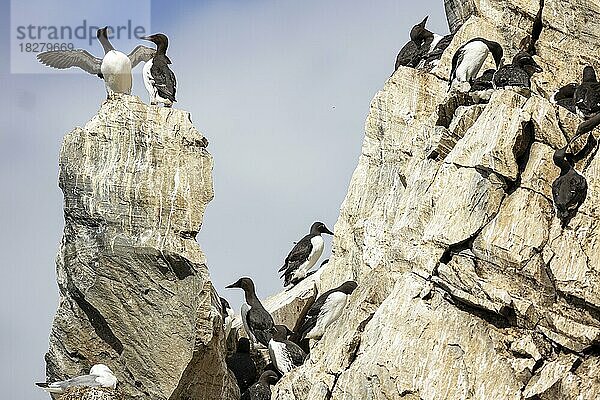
(34, 10), (600, 400)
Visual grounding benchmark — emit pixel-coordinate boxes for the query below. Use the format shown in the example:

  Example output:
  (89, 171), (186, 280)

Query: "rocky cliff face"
(45, 95), (238, 400)
(272, 0), (600, 399)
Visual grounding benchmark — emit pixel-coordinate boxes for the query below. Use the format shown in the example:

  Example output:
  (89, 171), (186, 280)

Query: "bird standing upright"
(279, 222), (333, 287)
(226, 277), (274, 347)
(299, 281), (358, 340)
(574, 66), (600, 119)
(226, 337), (258, 393)
(268, 325), (307, 375)
(141, 33), (177, 107)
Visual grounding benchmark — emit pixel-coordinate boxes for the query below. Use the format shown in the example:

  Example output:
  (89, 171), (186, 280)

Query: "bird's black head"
(409, 16), (433, 47)
(220, 296), (231, 312)
(310, 221), (333, 235)
(259, 370), (280, 385)
(338, 281), (358, 295)
(141, 33), (169, 52)
(237, 337), (251, 353)
(513, 51), (542, 74)
(483, 40), (504, 68)
(225, 277), (255, 293)
(96, 26), (114, 52)
(552, 170), (586, 226)
(269, 324), (291, 341)
(583, 66), (598, 83)
(480, 69), (496, 80)
(97, 26), (109, 40)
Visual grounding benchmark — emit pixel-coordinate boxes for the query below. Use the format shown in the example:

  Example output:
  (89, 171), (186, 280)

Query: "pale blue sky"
(0, 1), (447, 398)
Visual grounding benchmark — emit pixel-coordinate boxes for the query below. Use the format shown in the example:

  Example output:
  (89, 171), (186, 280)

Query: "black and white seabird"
(551, 83), (578, 114)
(220, 296), (234, 341)
(492, 51), (542, 89)
(299, 281), (358, 340)
(395, 17), (429, 70)
(35, 364), (117, 394)
(418, 33), (454, 69)
(240, 371), (279, 400)
(449, 38), (503, 92)
(140, 33), (177, 107)
(37, 27), (154, 97)
(394, 17), (453, 71)
(574, 66), (600, 119)
(226, 337), (258, 393)
(469, 69), (496, 103)
(551, 133), (595, 226)
(279, 222), (333, 287)
(268, 325), (307, 375)
(226, 277), (274, 347)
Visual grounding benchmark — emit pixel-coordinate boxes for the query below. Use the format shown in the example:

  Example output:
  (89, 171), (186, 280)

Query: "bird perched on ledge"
(574, 66), (600, 119)
(35, 364), (117, 394)
(299, 280), (358, 340)
(141, 33), (177, 107)
(226, 277), (274, 347)
(552, 133), (596, 227)
(279, 222), (333, 287)
(449, 38), (503, 92)
(493, 51), (542, 89)
(37, 26), (154, 97)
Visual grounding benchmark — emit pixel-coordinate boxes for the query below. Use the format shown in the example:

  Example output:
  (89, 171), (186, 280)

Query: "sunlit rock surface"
(44, 95), (238, 400)
(270, 0), (600, 398)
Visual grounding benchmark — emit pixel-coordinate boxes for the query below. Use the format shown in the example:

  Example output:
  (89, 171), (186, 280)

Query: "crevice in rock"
(523, 0), (545, 55)
(438, 229), (481, 265)
(443, 288), (513, 329)
(179, 230), (198, 240)
(558, 292), (600, 323)
(70, 285), (124, 355)
(347, 314), (375, 366)
(156, 252), (197, 280)
(506, 120), (535, 194)
(436, 93), (474, 129)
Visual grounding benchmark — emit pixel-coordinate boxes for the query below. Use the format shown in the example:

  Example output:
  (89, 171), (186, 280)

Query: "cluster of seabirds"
(34, 13), (600, 399)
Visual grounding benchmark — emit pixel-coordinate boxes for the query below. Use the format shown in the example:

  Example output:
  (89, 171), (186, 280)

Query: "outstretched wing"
(128, 45), (155, 68)
(37, 50), (102, 75)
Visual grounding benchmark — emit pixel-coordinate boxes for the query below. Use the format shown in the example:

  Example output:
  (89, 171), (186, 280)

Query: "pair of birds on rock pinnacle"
(37, 26), (176, 106)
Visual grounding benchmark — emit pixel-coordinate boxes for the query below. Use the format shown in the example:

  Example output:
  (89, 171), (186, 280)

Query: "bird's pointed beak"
(533, 64), (543, 73)
(140, 35), (152, 41)
(420, 16), (428, 26)
(225, 282), (238, 289)
(323, 227), (334, 235)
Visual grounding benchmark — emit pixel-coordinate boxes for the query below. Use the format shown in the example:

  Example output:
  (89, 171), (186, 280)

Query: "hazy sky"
(0, 1), (447, 398)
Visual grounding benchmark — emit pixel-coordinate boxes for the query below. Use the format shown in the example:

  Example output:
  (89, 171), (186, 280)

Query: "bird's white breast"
(241, 303), (257, 344)
(306, 292), (348, 339)
(290, 236), (325, 283)
(268, 340), (293, 374)
(101, 50), (132, 94)
(455, 41), (490, 83)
